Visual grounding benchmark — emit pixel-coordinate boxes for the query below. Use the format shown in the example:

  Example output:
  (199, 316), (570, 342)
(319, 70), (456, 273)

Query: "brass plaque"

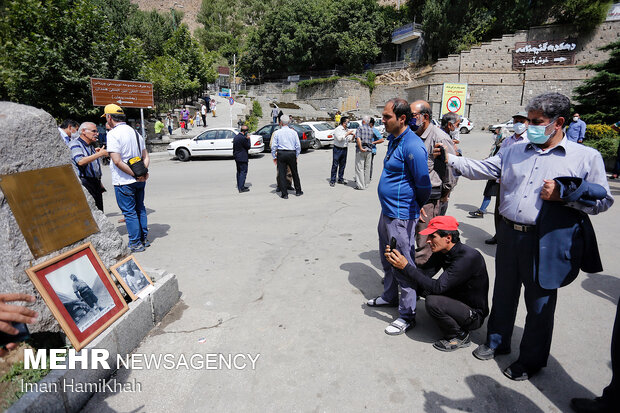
(0, 165), (98, 258)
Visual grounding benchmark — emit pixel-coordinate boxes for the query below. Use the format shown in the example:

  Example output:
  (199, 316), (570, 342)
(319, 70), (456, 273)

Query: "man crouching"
(384, 216), (489, 351)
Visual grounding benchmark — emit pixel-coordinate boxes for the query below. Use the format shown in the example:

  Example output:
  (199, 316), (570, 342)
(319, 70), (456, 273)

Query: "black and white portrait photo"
(111, 256), (153, 300)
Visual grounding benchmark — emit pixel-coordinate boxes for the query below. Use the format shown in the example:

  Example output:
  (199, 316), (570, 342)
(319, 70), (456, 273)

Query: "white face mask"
(71, 131), (79, 139)
(573, 116), (579, 122)
(513, 122), (527, 135)
(449, 129), (460, 140)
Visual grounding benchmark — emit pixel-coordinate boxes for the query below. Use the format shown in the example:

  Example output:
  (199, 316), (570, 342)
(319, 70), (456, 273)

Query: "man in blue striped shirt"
(70, 122), (108, 211)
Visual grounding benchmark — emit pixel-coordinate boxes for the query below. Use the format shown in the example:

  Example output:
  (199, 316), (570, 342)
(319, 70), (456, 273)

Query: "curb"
(7, 273), (180, 413)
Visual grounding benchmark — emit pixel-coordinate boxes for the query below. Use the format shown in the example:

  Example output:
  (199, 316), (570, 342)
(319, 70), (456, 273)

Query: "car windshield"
(314, 123), (333, 131)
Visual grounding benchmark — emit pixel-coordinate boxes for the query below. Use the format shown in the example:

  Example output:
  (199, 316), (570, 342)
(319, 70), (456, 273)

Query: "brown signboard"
(512, 39), (577, 70)
(90, 78), (154, 108)
(0, 165), (98, 258)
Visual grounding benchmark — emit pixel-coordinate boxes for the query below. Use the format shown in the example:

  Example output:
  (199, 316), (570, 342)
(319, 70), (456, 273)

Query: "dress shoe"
(337, 180), (347, 185)
(472, 344), (510, 360)
(571, 397), (615, 413)
(485, 236), (497, 245)
(287, 186), (295, 191)
(295, 191), (303, 196)
(503, 361), (540, 381)
(329, 182), (335, 187)
(239, 187), (250, 193)
(280, 194), (288, 199)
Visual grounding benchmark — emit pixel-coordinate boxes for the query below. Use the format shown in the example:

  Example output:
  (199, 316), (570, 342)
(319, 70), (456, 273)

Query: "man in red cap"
(384, 216), (489, 351)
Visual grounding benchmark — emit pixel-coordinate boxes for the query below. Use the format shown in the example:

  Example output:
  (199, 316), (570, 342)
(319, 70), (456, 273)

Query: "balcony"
(392, 22), (423, 44)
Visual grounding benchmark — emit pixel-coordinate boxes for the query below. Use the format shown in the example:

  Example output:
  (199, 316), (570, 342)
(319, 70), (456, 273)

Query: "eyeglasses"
(86, 129), (98, 133)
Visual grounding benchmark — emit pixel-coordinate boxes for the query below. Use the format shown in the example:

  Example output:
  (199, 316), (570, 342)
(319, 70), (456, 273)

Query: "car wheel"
(176, 148), (190, 162)
(460, 127), (469, 134)
(312, 139), (321, 150)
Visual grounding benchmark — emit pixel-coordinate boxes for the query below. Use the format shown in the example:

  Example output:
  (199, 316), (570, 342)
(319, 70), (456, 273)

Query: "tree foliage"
(0, 0), (216, 119)
(573, 40), (620, 124)
(242, 0), (406, 76)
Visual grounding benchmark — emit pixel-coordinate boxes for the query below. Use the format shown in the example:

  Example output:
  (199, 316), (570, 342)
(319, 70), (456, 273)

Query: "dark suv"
(251, 123), (317, 152)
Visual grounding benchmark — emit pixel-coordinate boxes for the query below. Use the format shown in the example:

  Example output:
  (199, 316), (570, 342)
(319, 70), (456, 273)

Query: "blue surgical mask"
(408, 117), (419, 131)
(513, 122), (527, 135)
(527, 119), (556, 145)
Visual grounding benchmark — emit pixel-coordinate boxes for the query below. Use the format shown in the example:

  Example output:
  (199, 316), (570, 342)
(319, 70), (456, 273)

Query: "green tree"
(0, 0), (118, 119)
(573, 40), (620, 124)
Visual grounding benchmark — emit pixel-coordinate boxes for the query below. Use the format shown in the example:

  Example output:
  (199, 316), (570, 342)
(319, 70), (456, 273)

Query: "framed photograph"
(26, 242), (128, 351)
(110, 255), (154, 300)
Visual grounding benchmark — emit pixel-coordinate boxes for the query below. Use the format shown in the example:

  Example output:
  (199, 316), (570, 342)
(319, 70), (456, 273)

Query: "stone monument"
(0, 102), (128, 333)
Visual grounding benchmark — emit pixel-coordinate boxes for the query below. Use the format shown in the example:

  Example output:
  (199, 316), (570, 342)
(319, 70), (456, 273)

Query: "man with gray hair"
(354, 115), (374, 189)
(436, 92), (613, 381)
(69, 122), (108, 211)
(271, 114), (302, 199)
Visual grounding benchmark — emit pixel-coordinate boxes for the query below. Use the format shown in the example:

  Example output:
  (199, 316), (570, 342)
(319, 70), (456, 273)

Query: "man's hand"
(419, 207), (428, 223)
(0, 293), (37, 356)
(432, 143), (448, 163)
(540, 179), (561, 201)
(384, 245), (408, 270)
(136, 173), (149, 182)
(273, 158), (277, 165)
(95, 147), (108, 158)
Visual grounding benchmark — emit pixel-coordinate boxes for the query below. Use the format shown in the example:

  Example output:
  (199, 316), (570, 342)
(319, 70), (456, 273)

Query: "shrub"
(252, 100), (262, 118)
(298, 76), (341, 88)
(583, 136), (619, 160)
(246, 115), (259, 132)
(282, 87), (297, 93)
(584, 124), (617, 141)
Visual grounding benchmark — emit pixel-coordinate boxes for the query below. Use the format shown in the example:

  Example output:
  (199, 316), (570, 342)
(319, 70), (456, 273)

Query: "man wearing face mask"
(566, 112), (586, 143)
(410, 100), (457, 265)
(435, 93), (613, 381)
(440, 112), (461, 155)
(233, 125), (251, 193)
(58, 119), (80, 146)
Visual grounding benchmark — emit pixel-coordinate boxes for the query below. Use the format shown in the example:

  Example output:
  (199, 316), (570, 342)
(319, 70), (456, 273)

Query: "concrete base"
(7, 273), (180, 413)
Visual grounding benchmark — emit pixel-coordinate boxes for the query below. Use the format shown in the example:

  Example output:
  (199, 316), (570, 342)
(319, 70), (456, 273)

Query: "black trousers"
(601, 299), (620, 405)
(425, 295), (483, 339)
(330, 146), (347, 184)
(276, 150), (301, 196)
(81, 177), (104, 212)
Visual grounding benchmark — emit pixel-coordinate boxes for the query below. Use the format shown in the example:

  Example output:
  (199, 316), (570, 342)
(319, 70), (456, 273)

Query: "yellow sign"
(440, 83), (468, 116)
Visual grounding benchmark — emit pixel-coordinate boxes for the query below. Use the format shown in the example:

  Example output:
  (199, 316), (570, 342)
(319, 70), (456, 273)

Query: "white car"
(459, 117), (474, 133)
(167, 127), (264, 161)
(489, 119), (514, 132)
(300, 121), (334, 148)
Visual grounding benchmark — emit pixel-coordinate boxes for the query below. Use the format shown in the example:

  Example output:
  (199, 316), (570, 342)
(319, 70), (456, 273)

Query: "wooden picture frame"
(110, 255), (154, 300)
(25, 242), (128, 351)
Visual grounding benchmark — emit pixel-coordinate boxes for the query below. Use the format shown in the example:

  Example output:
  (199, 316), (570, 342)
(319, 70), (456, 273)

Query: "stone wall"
(404, 21), (620, 128)
(0, 102), (128, 333)
(297, 79), (372, 113)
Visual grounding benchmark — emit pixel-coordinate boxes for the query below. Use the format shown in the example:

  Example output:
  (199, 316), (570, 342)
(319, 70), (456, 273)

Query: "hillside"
(131, 0), (202, 31)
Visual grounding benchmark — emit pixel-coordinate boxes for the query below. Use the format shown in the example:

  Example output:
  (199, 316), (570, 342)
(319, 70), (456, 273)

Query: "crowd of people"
(3, 91), (618, 412)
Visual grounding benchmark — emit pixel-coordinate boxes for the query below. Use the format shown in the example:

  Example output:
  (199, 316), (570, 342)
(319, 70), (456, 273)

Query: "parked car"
(250, 123), (317, 152)
(300, 121), (335, 148)
(167, 127), (264, 161)
(372, 118), (387, 136)
(459, 117), (474, 133)
(489, 119), (514, 132)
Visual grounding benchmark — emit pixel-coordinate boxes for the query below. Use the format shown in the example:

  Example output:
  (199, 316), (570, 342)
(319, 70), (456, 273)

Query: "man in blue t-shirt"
(566, 112), (586, 143)
(367, 98), (431, 335)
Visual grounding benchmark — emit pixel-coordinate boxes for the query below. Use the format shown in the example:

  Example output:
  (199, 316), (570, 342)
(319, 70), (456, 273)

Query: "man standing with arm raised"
(366, 98), (431, 335)
(435, 93), (613, 380)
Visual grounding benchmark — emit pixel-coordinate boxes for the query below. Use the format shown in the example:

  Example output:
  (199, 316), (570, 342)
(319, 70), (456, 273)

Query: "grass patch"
(282, 87), (297, 93)
(298, 72), (376, 92)
(1, 346), (51, 410)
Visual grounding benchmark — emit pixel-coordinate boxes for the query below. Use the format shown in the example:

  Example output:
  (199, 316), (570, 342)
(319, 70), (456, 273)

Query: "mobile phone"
(389, 236), (397, 251)
(0, 323), (30, 346)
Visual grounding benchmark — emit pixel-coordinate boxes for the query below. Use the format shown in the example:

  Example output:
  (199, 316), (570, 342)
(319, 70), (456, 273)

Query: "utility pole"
(233, 54), (237, 94)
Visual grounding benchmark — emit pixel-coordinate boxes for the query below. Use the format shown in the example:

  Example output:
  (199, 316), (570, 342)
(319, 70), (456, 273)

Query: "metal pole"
(140, 108), (145, 139)
(233, 54), (236, 93)
(230, 100), (233, 129)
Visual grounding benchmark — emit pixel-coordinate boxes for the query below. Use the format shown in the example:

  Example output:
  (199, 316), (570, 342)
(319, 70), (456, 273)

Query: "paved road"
(83, 127), (620, 412)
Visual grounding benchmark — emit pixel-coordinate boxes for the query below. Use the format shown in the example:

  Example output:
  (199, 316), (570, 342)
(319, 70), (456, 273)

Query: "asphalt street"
(83, 106), (620, 412)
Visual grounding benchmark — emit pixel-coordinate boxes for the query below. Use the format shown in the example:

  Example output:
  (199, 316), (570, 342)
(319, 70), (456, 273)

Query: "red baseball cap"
(419, 216), (459, 235)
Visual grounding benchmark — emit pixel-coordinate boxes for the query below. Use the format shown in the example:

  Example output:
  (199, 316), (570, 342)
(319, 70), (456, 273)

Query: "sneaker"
(142, 239), (151, 248)
(337, 180), (347, 185)
(295, 191), (304, 196)
(385, 318), (414, 335)
(472, 343), (510, 360)
(130, 244), (145, 253)
(503, 361), (540, 381)
(468, 210), (485, 218)
(433, 333), (471, 352)
(485, 236), (497, 245)
(329, 182), (335, 187)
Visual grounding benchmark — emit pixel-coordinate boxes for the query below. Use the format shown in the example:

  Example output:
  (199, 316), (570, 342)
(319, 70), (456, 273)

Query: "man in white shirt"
(330, 116), (355, 187)
(103, 104), (151, 252)
(58, 119), (79, 146)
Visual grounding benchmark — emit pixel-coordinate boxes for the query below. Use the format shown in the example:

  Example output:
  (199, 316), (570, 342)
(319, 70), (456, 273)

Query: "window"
(198, 130), (218, 140)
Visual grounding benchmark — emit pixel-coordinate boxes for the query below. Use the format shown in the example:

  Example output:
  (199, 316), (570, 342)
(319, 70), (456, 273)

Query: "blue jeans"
(114, 182), (148, 248)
